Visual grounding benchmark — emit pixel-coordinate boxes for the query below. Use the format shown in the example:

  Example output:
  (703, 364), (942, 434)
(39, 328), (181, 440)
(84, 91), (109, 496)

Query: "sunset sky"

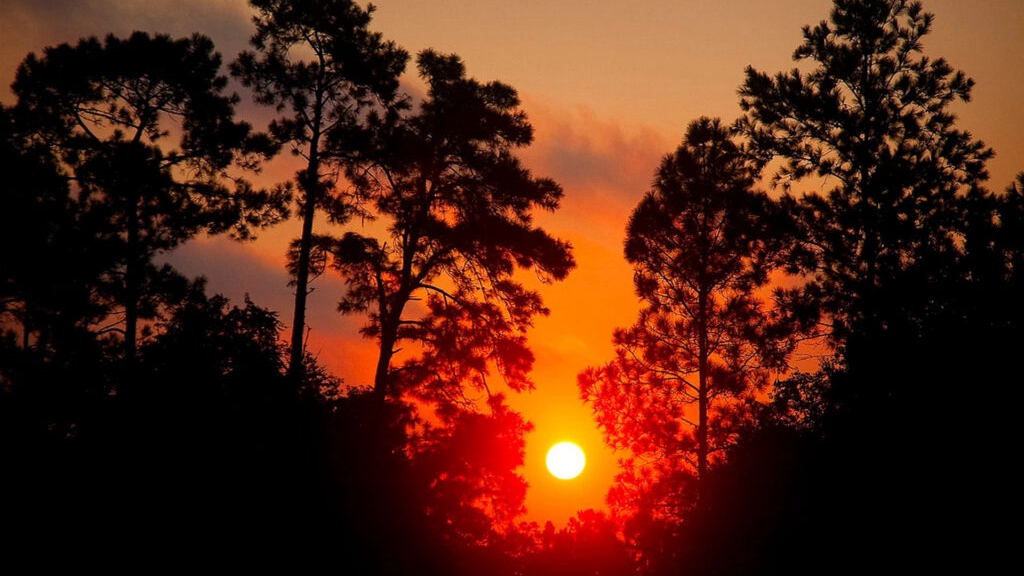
(3, 0), (1022, 525)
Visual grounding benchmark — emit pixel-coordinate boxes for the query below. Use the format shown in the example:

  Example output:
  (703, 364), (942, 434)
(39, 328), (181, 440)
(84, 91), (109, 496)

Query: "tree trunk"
(373, 286), (413, 401)
(125, 200), (140, 364)
(696, 287), (709, 499)
(288, 133), (322, 382)
(373, 323), (397, 401)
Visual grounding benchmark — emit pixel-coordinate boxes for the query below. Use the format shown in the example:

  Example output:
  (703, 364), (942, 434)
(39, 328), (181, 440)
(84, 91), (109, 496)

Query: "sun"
(546, 441), (585, 480)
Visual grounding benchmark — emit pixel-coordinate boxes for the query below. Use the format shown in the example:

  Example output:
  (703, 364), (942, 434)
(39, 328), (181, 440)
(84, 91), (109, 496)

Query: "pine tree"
(12, 32), (282, 364)
(231, 0), (408, 380)
(736, 0), (993, 346)
(332, 50), (575, 409)
(579, 118), (796, 521)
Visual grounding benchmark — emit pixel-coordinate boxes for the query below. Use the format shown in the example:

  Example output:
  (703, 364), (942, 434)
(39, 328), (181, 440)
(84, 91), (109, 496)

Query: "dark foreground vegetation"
(2, 0), (1020, 573)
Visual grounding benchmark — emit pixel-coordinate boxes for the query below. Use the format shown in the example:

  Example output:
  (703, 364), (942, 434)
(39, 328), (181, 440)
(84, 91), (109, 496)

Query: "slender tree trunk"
(288, 123), (322, 381)
(373, 285), (413, 401)
(125, 264), (138, 361)
(125, 200), (140, 364)
(373, 322), (397, 401)
(696, 201), (712, 501)
(288, 160), (319, 380)
(119, 198), (141, 403)
(696, 287), (709, 498)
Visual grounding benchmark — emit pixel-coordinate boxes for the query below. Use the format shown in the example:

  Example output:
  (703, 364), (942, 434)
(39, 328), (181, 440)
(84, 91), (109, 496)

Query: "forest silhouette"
(1, 0), (1020, 573)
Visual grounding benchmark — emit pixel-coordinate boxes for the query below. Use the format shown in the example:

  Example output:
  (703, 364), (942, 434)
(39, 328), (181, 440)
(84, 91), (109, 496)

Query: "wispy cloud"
(2, 0), (254, 101)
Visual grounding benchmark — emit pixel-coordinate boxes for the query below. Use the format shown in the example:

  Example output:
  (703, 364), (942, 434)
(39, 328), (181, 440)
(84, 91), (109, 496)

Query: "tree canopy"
(232, 0), (408, 379)
(11, 31), (283, 363)
(579, 118), (798, 531)
(737, 0), (993, 346)
(333, 49), (575, 413)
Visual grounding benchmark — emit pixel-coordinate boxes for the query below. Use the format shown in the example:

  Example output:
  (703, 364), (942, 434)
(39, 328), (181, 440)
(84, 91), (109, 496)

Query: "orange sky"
(4, 0), (1023, 526)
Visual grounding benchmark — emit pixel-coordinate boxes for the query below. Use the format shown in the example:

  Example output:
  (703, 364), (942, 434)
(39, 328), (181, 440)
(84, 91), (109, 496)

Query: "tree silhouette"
(0, 272), (327, 557)
(332, 50), (575, 408)
(411, 394), (535, 574)
(11, 32), (283, 365)
(523, 510), (635, 576)
(0, 104), (105, 358)
(315, 52), (574, 562)
(579, 118), (798, 524)
(231, 0), (408, 380)
(718, 2), (1021, 573)
(736, 0), (993, 348)
(0, 104), (116, 486)
(958, 174), (1024, 343)
(734, 0), (1013, 494)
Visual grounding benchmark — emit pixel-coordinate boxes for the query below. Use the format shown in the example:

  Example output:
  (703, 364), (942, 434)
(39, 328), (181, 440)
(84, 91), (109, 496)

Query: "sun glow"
(546, 441), (585, 480)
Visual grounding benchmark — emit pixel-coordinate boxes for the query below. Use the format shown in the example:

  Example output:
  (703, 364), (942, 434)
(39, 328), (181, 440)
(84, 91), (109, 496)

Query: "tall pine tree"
(579, 118), (797, 525)
(328, 49), (574, 415)
(231, 0), (408, 380)
(12, 32), (282, 366)
(736, 0), (993, 348)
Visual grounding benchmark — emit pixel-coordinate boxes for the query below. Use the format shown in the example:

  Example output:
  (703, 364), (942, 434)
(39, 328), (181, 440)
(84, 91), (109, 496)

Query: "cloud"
(2, 0), (254, 101)
(513, 97), (682, 260)
(521, 98), (674, 199)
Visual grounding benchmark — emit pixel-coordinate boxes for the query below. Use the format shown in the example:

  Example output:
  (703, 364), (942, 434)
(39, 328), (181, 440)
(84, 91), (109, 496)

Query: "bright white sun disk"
(546, 441), (585, 480)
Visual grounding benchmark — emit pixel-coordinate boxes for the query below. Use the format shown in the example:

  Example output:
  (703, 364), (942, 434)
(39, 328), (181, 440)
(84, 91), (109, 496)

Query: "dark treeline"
(1, 0), (1020, 573)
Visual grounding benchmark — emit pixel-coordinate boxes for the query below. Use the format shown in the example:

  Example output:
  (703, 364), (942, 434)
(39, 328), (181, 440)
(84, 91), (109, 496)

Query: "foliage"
(522, 510), (635, 576)
(315, 52), (574, 556)
(0, 104), (108, 361)
(579, 118), (798, 525)
(232, 0), (408, 377)
(0, 278), (320, 557)
(139, 279), (287, 398)
(235, 7), (564, 558)
(312, 388), (540, 575)
(10, 32), (283, 361)
(414, 394), (532, 539)
(332, 50), (575, 412)
(736, 0), (993, 346)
